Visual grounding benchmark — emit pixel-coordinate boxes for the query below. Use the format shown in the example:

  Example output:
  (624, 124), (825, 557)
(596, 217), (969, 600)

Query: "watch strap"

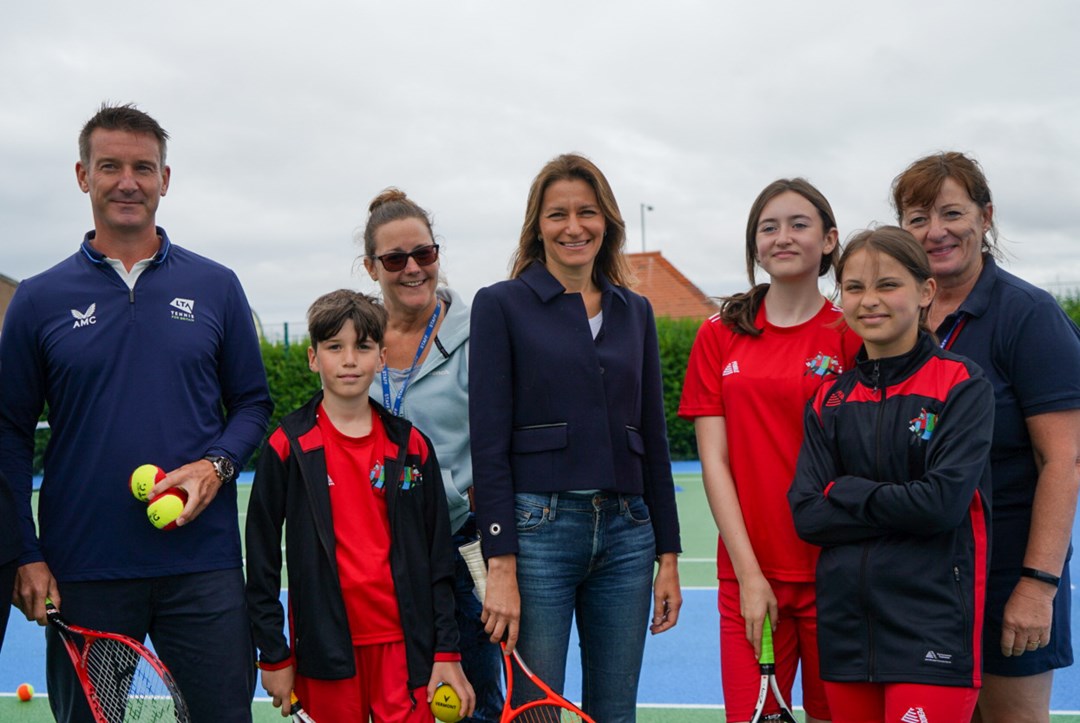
(1020, 567), (1060, 588)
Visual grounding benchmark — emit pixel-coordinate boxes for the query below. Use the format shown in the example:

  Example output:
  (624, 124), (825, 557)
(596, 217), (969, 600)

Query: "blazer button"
(489, 523), (502, 536)
(599, 367), (605, 374)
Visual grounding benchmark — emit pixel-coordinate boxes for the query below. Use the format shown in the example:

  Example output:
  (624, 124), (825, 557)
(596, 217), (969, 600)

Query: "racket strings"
(510, 705), (585, 722)
(507, 662), (586, 723)
(84, 638), (184, 722)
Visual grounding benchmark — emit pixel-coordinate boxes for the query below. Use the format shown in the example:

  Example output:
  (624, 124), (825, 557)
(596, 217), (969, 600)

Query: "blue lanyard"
(938, 313), (967, 351)
(381, 301), (441, 417)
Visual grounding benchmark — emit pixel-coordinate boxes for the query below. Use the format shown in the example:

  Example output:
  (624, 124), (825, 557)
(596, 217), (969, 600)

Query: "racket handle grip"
(459, 539), (487, 602)
(760, 613), (776, 665)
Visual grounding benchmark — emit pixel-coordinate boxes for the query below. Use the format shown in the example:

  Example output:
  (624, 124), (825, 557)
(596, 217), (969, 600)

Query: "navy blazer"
(469, 261), (681, 559)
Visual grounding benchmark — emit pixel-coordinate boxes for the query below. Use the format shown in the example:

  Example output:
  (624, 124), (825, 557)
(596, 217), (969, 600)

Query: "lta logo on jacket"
(909, 409), (938, 443)
(805, 352), (843, 377)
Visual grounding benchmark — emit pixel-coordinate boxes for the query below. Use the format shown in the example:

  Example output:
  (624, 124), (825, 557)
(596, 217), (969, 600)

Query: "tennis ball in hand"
(130, 464), (166, 502)
(147, 488), (189, 530)
(430, 682), (463, 722)
(17, 683), (34, 701)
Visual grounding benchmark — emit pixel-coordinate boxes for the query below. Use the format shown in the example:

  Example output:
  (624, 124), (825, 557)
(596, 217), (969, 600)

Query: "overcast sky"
(3, 1), (1079, 334)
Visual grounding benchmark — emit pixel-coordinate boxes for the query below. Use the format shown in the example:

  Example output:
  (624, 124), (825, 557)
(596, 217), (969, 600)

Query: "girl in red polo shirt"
(680, 179), (857, 723)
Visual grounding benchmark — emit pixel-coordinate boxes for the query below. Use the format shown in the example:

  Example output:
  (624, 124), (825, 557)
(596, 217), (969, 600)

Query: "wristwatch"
(204, 455), (237, 485)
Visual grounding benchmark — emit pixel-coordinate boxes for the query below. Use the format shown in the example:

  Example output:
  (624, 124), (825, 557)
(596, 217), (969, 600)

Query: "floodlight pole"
(640, 203), (654, 252)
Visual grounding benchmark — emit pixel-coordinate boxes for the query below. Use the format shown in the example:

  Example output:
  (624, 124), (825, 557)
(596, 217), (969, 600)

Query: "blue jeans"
(514, 492), (656, 723)
(453, 515), (505, 722)
(47, 568), (255, 723)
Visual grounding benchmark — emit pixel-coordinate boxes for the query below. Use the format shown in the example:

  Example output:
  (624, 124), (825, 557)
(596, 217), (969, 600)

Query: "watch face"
(209, 456), (235, 482)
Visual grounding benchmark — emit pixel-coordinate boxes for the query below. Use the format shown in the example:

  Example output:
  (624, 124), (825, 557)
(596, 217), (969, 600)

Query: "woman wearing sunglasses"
(360, 188), (504, 722)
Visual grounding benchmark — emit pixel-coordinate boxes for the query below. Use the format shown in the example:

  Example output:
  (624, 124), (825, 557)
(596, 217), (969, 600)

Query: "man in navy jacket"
(0, 103), (272, 721)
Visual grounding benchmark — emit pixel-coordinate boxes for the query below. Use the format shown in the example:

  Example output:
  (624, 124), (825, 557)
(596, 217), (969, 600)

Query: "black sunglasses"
(374, 244), (440, 272)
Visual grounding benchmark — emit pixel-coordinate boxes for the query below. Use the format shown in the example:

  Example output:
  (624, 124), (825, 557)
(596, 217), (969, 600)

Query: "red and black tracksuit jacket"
(789, 332), (994, 687)
(245, 393), (459, 689)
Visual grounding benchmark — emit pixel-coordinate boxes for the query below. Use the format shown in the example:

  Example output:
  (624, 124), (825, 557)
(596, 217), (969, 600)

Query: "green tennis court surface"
(3, 472), (1080, 721)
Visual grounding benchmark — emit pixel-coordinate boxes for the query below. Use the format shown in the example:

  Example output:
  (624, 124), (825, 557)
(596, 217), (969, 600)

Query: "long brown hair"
(510, 153), (632, 287)
(720, 178), (839, 335)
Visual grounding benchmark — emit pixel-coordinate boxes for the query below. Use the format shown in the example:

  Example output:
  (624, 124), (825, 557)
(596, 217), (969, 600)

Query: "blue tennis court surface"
(0, 591), (723, 704)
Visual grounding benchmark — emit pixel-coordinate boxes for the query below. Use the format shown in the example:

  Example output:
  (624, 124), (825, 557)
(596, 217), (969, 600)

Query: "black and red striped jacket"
(789, 332), (994, 687)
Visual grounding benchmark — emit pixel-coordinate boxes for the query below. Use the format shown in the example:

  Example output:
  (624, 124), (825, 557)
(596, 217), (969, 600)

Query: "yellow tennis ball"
(17, 682), (34, 701)
(430, 682), (463, 722)
(130, 464), (166, 502)
(147, 488), (188, 530)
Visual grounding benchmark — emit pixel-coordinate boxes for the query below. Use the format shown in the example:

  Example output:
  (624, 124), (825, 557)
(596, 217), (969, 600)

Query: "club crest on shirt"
(369, 461), (422, 491)
(369, 461), (385, 490)
(909, 409), (938, 443)
(401, 464), (422, 491)
(805, 352), (843, 377)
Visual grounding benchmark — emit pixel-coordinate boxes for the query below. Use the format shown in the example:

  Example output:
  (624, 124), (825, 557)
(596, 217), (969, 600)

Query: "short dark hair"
(79, 103), (170, 166)
(307, 290), (388, 348)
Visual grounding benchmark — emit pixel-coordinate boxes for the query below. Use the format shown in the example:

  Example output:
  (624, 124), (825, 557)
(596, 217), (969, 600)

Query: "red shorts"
(294, 640), (432, 722)
(824, 681), (978, 723)
(719, 579), (829, 721)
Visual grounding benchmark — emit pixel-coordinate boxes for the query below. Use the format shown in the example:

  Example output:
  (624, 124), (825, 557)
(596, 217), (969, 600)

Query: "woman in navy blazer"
(469, 153), (682, 721)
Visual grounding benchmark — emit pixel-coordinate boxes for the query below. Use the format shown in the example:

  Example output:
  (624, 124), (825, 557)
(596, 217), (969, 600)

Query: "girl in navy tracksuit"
(789, 226), (995, 722)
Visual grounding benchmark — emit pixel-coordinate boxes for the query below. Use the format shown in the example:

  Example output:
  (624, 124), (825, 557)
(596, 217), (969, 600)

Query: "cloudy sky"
(3, 1), (1079, 335)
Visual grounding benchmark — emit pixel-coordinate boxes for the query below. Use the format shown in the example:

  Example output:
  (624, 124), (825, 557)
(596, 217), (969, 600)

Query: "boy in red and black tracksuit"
(789, 332), (994, 713)
(246, 290), (474, 721)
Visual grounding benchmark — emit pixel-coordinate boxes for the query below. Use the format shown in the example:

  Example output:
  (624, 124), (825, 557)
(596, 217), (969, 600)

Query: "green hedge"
(249, 340), (322, 468)
(1059, 293), (1080, 328)
(250, 318), (704, 465)
(655, 317), (702, 460)
(260, 340), (322, 439)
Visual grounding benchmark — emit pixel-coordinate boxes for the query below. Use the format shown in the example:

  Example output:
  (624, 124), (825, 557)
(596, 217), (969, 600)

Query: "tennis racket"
(45, 600), (191, 722)
(289, 691), (317, 722)
(459, 540), (596, 723)
(749, 613), (798, 723)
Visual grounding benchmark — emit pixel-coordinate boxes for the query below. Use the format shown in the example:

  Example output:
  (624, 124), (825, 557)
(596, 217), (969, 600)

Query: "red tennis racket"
(459, 540), (596, 723)
(749, 614), (798, 723)
(45, 600), (190, 722)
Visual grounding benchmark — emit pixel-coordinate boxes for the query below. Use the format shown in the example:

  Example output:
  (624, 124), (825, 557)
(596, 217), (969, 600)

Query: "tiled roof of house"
(626, 251), (718, 320)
